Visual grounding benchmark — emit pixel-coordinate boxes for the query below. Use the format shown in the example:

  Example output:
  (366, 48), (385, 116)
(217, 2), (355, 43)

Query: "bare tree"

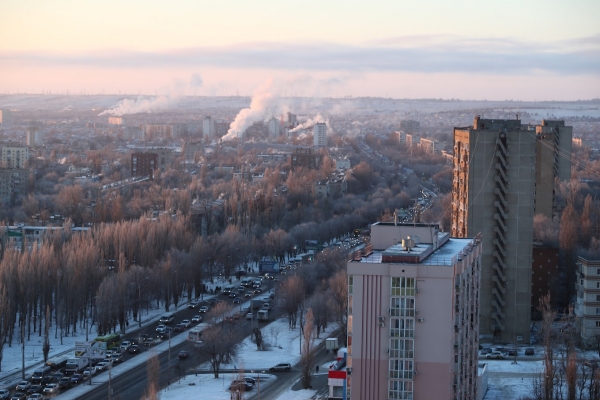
(328, 270), (348, 345)
(539, 293), (556, 400)
(301, 308), (316, 389)
(279, 275), (305, 329)
(0, 283), (10, 371)
(142, 351), (160, 400)
(196, 325), (241, 378)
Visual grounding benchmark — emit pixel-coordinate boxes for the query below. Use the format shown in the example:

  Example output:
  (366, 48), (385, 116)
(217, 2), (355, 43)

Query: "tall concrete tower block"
(452, 117), (536, 343)
(534, 120), (572, 218)
(313, 122), (327, 148)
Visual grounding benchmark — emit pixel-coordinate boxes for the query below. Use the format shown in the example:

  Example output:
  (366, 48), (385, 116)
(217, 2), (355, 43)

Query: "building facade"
(347, 222), (482, 400)
(291, 147), (322, 171)
(26, 129), (43, 147)
(0, 144), (28, 169)
(0, 109), (13, 125)
(203, 116), (216, 138)
(131, 152), (158, 178)
(452, 117), (535, 343)
(575, 256), (600, 343)
(313, 122), (327, 148)
(534, 120), (572, 218)
(0, 168), (29, 206)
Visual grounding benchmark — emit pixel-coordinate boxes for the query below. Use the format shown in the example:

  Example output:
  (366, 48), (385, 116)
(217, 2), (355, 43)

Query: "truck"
(45, 356), (69, 370)
(65, 357), (88, 375)
(257, 310), (269, 321)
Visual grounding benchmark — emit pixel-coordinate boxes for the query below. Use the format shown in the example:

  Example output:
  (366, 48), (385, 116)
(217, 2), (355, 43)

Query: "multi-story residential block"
(203, 116), (216, 138)
(131, 152), (157, 178)
(108, 116), (125, 125)
(451, 116), (571, 343)
(575, 256), (600, 343)
(291, 147), (322, 171)
(419, 138), (437, 154)
(183, 140), (203, 162)
(335, 157), (351, 171)
(0, 168), (29, 206)
(347, 222), (483, 400)
(26, 128), (43, 147)
(531, 244), (560, 315)
(400, 120), (420, 134)
(534, 120), (572, 218)
(0, 109), (13, 125)
(0, 144), (28, 169)
(313, 122), (327, 148)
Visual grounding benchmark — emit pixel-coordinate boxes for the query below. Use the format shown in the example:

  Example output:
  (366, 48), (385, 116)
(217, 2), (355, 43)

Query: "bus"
(94, 333), (121, 350)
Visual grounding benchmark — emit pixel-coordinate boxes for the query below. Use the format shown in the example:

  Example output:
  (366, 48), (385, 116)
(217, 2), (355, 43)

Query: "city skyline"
(1, 0), (599, 100)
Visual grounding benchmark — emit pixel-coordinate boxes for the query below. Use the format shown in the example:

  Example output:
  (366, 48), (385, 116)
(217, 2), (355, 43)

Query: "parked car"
(178, 350), (190, 360)
(58, 377), (72, 390)
(229, 381), (253, 391)
(525, 348), (535, 356)
(42, 384), (59, 395)
(486, 352), (506, 360)
(199, 305), (209, 313)
(507, 348), (518, 356)
(269, 363), (292, 371)
(128, 344), (140, 354)
(16, 381), (31, 392)
(480, 347), (492, 355)
(70, 374), (84, 384)
(243, 377), (256, 385)
(191, 315), (202, 323)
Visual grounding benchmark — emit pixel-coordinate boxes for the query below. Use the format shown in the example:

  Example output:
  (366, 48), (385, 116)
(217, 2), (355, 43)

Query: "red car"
(178, 350), (190, 360)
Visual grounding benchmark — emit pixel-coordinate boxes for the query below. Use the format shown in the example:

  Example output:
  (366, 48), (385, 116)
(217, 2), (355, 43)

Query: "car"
(119, 340), (131, 350)
(263, 274), (274, 280)
(188, 301), (199, 308)
(0, 389), (8, 400)
(25, 386), (42, 396)
(232, 379), (253, 388)
(246, 312), (254, 320)
(525, 347), (535, 356)
(208, 298), (218, 306)
(178, 350), (190, 360)
(242, 377), (256, 385)
(237, 270), (247, 276)
(110, 352), (124, 363)
(143, 337), (155, 346)
(69, 374), (84, 384)
(269, 293), (275, 300)
(128, 345), (140, 354)
(269, 363), (292, 371)
(181, 319), (191, 328)
(105, 349), (114, 357)
(51, 372), (64, 383)
(252, 282), (261, 289)
(244, 291), (253, 298)
(507, 348), (518, 356)
(156, 324), (167, 333)
(229, 292), (238, 298)
(199, 305), (209, 313)
(253, 288), (262, 294)
(42, 384), (59, 395)
(10, 394), (26, 400)
(39, 376), (52, 387)
(57, 377), (72, 390)
(233, 297), (242, 304)
(480, 347), (492, 355)
(102, 358), (114, 367)
(262, 303), (271, 310)
(16, 381), (31, 392)
(229, 381), (253, 392)
(95, 361), (109, 371)
(486, 352), (506, 360)
(26, 394), (43, 400)
(173, 323), (186, 332)
(83, 367), (97, 377)
(237, 286), (245, 293)
(191, 315), (202, 323)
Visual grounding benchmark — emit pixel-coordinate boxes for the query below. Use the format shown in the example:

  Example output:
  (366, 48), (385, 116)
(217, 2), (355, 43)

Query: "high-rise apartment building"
(203, 116), (216, 138)
(313, 123), (327, 148)
(534, 120), (572, 218)
(131, 152), (157, 178)
(0, 110), (13, 125)
(26, 128), (43, 147)
(0, 144), (28, 169)
(451, 116), (571, 343)
(347, 222), (482, 400)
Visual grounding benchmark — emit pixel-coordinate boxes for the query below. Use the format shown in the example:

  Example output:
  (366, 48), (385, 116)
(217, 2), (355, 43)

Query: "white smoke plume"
(223, 79), (288, 140)
(288, 113), (329, 133)
(98, 73), (203, 116)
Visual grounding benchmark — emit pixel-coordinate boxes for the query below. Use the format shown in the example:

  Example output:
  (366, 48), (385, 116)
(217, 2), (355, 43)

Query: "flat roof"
(360, 237), (475, 266)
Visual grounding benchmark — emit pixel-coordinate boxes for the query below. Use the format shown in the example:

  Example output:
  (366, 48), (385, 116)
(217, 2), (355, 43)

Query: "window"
(348, 275), (353, 295)
(392, 277), (415, 296)
(597, 268), (600, 275)
(596, 321), (600, 328)
(391, 297), (415, 317)
(597, 282), (600, 289)
(596, 308), (600, 315)
(596, 295), (600, 302)
(388, 380), (413, 400)
(390, 318), (414, 338)
(389, 359), (414, 379)
(389, 338), (414, 359)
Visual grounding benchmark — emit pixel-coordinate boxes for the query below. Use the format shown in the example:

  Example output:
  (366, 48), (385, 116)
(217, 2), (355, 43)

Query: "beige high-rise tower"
(452, 116), (571, 343)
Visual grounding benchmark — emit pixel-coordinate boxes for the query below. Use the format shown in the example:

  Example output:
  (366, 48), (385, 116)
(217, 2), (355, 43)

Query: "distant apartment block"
(313, 122), (327, 148)
(405, 133), (420, 149)
(419, 138), (437, 154)
(0, 168), (29, 206)
(291, 147), (323, 171)
(134, 147), (174, 171)
(144, 124), (184, 140)
(268, 117), (280, 138)
(400, 120), (420, 134)
(183, 140), (203, 162)
(0, 144), (28, 169)
(108, 116), (125, 125)
(575, 256), (600, 343)
(124, 126), (144, 141)
(534, 120), (572, 218)
(335, 157), (351, 171)
(131, 152), (157, 178)
(0, 109), (14, 125)
(203, 116), (216, 138)
(347, 222), (483, 400)
(26, 128), (43, 147)
(314, 175), (347, 199)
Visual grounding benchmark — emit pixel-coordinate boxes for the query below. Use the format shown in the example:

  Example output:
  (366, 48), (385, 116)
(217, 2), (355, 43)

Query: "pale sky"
(2, 0), (599, 100)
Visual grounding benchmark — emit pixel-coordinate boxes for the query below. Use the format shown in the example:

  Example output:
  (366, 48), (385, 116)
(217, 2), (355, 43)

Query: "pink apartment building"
(346, 222), (483, 400)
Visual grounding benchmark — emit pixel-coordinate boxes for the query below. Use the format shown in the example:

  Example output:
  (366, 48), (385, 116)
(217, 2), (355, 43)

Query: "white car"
(83, 367), (97, 377)
(181, 319), (191, 328)
(16, 381), (31, 391)
(43, 383), (59, 395)
(191, 315), (202, 323)
(156, 324), (167, 333)
(95, 361), (110, 371)
(119, 340), (131, 350)
(199, 305), (209, 313)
